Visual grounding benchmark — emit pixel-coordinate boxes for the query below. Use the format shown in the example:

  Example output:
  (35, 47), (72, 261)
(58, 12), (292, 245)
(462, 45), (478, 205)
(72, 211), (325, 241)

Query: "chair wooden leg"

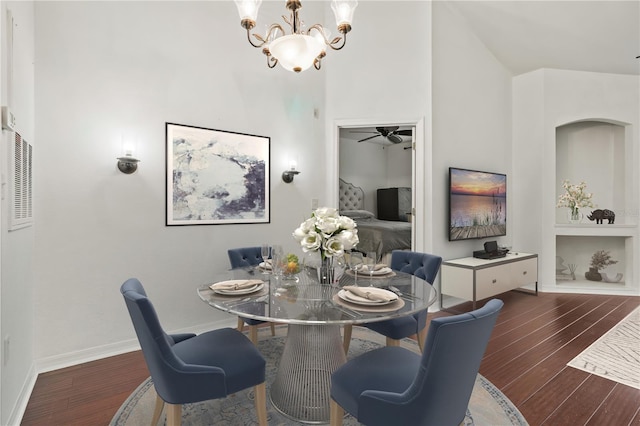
(269, 322), (276, 336)
(342, 324), (353, 354)
(151, 392), (165, 426)
(237, 317), (245, 332)
(330, 399), (345, 426)
(386, 337), (400, 347)
(254, 382), (268, 426)
(417, 327), (428, 352)
(166, 403), (182, 426)
(249, 325), (258, 345)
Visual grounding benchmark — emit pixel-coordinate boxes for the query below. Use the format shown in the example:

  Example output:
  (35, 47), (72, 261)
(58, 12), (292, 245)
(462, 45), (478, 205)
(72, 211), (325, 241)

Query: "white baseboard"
(10, 319), (235, 426)
(35, 318), (234, 374)
(5, 363), (37, 426)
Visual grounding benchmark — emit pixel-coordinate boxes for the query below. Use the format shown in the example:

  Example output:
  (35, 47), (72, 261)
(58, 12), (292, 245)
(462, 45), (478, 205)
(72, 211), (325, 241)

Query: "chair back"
(120, 279), (205, 402)
(361, 299), (503, 425)
(390, 250), (442, 284)
(228, 247), (263, 268)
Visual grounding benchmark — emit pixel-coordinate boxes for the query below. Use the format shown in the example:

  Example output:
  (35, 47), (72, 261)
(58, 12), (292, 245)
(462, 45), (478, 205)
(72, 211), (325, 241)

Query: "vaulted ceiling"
(449, 0), (640, 76)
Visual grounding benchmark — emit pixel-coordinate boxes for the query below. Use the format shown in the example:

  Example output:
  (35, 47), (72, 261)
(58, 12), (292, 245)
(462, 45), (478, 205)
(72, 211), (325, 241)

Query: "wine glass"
(260, 244), (270, 274)
(347, 251), (364, 284)
(271, 245), (284, 276)
(365, 252), (377, 281)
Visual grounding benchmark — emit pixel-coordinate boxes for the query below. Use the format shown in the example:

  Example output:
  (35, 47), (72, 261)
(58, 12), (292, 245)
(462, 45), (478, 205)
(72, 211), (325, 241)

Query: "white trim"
(5, 363), (37, 426)
(35, 318), (234, 374)
(331, 117), (431, 254)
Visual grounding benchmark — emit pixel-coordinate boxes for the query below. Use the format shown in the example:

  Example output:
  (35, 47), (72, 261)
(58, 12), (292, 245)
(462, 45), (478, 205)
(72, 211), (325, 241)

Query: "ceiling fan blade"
(396, 129), (413, 136)
(387, 134), (404, 144)
(357, 134), (382, 143)
(350, 131), (379, 134)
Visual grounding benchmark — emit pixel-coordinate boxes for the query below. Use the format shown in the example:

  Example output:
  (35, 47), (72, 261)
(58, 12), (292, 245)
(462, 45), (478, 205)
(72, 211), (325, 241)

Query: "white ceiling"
(448, 0), (640, 76)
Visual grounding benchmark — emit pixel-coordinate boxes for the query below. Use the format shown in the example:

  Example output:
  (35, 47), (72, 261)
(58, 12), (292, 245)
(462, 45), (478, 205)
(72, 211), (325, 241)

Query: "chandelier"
(234, 0), (358, 73)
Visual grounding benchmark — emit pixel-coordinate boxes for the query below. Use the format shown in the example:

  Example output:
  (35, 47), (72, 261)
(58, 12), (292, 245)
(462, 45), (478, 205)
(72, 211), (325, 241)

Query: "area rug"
(111, 326), (528, 425)
(567, 305), (640, 390)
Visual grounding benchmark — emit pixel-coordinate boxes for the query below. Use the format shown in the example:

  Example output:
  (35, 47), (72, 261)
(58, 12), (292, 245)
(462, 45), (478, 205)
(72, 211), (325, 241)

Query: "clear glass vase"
(568, 208), (583, 224)
(318, 256), (334, 285)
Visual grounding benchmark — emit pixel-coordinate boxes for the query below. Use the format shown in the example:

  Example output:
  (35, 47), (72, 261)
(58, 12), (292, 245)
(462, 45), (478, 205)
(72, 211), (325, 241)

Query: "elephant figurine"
(587, 209), (615, 224)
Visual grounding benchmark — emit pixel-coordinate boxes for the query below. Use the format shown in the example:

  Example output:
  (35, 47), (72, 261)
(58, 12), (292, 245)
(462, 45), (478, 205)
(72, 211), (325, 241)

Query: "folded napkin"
(212, 280), (262, 291)
(343, 286), (396, 302)
(260, 260), (273, 269)
(364, 263), (388, 272)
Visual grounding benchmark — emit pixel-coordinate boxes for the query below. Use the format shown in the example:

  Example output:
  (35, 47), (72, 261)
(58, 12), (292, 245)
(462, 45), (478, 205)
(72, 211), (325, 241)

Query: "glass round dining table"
(197, 266), (437, 424)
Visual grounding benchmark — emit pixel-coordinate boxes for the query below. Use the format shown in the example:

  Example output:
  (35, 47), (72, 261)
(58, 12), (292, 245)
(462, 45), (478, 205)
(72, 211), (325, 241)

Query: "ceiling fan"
(352, 126), (412, 144)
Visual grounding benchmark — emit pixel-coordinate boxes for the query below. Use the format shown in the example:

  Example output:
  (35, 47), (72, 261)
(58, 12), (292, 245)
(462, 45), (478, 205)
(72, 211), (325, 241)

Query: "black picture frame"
(166, 122), (270, 225)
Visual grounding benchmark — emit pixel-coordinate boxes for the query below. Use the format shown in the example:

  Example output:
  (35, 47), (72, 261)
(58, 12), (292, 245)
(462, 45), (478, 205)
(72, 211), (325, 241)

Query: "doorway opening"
(332, 118), (426, 262)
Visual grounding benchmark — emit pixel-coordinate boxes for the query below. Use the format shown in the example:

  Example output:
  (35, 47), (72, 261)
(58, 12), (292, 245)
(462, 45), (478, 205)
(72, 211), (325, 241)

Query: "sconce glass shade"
(331, 0), (358, 28)
(235, 0), (262, 24)
(269, 34), (324, 73)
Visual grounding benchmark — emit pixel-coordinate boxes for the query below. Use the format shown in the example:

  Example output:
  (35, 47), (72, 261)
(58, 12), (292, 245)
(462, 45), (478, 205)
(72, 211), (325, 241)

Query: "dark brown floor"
(21, 291), (640, 425)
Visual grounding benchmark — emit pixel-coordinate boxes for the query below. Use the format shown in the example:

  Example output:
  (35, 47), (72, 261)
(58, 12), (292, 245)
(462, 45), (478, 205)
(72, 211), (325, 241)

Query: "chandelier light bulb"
(331, 0), (358, 28)
(235, 0), (262, 27)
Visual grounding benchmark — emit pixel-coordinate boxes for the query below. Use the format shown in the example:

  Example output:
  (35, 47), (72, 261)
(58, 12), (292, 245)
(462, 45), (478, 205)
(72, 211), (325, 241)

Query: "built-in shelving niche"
(556, 235), (632, 291)
(554, 120), (637, 295)
(555, 121), (628, 225)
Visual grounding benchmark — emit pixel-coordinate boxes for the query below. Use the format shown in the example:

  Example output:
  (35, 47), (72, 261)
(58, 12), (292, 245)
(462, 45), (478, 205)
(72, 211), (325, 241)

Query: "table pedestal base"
(270, 324), (347, 423)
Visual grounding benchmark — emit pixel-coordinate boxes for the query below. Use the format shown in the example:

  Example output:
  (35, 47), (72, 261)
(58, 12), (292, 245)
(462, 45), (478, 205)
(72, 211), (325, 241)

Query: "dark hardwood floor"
(21, 291), (640, 425)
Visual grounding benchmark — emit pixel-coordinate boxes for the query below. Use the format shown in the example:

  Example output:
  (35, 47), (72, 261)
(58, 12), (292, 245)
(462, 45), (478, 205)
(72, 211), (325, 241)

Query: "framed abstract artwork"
(166, 123), (270, 225)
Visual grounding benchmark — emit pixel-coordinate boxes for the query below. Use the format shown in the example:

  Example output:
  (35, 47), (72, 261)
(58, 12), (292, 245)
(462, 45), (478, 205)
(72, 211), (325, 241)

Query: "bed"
(338, 179), (412, 261)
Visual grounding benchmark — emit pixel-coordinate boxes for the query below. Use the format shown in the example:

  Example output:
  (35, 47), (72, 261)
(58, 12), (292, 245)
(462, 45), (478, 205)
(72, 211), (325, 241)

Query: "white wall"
(32, 1), (327, 367)
(1, 2), (36, 424)
(431, 1), (513, 262)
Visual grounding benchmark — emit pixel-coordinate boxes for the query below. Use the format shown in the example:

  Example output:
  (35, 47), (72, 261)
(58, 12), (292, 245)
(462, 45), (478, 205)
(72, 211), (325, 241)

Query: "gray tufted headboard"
(339, 179), (364, 211)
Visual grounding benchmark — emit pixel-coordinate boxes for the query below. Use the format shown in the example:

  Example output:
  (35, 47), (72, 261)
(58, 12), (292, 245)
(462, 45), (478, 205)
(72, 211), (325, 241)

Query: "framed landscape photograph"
(166, 123), (270, 225)
(449, 167), (506, 241)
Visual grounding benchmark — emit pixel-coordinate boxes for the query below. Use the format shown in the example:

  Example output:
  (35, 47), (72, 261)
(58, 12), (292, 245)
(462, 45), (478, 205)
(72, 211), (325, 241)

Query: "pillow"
(341, 210), (375, 220)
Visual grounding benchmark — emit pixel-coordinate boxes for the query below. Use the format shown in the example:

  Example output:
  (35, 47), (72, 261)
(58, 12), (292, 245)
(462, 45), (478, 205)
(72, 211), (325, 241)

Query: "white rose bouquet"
(292, 207), (359, 259)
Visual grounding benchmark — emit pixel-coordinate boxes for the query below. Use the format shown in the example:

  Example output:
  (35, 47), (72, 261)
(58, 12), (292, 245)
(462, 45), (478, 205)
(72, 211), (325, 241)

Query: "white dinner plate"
(210, 280), (264, 295)
(362, 266), (393, 276)
(338, 288), (397, 306)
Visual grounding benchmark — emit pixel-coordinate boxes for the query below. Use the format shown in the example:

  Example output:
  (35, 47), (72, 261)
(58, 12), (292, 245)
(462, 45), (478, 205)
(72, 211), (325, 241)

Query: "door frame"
(329, 117), (430, 253)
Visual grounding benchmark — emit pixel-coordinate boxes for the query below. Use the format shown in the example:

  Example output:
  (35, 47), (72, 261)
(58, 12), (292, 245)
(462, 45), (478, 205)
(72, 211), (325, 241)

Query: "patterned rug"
(568, 305), (640, 389)
(111, 326), (528, 425)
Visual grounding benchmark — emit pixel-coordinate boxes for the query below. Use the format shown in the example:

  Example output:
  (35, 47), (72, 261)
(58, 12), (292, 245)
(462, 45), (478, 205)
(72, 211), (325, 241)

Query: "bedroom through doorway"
(336, 122), (417, 265)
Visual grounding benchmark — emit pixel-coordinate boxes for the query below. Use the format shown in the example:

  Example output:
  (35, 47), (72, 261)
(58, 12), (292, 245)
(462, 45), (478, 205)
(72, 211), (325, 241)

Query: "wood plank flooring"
(21, 291), (640, 425)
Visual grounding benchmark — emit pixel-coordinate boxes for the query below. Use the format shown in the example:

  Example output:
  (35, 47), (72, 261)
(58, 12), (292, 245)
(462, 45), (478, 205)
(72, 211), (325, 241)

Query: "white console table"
(440, 252), (538, 311)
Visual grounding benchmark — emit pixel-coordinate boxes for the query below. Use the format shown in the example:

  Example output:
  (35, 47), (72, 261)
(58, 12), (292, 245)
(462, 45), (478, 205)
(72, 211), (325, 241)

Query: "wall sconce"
(117, 144), (140, 174)
(282, 161), (300, 183)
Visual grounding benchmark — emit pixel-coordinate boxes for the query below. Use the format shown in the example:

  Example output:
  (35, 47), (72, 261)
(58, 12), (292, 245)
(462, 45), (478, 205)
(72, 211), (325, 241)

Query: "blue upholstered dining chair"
(120, 278), (268, 426)
(227, 247), (276, 344)
(330, 298), (504, 426)
(343, 250), (442, 353)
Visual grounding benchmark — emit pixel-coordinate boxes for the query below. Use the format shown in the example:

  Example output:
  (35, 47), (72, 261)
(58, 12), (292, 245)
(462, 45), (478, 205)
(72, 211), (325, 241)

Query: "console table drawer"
(511, 258), (538, 287)
(476, 264), (513, 300)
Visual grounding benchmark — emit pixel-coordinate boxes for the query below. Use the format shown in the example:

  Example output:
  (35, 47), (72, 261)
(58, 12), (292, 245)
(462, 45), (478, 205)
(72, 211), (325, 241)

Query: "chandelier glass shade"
(234, 0), (358, 73)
